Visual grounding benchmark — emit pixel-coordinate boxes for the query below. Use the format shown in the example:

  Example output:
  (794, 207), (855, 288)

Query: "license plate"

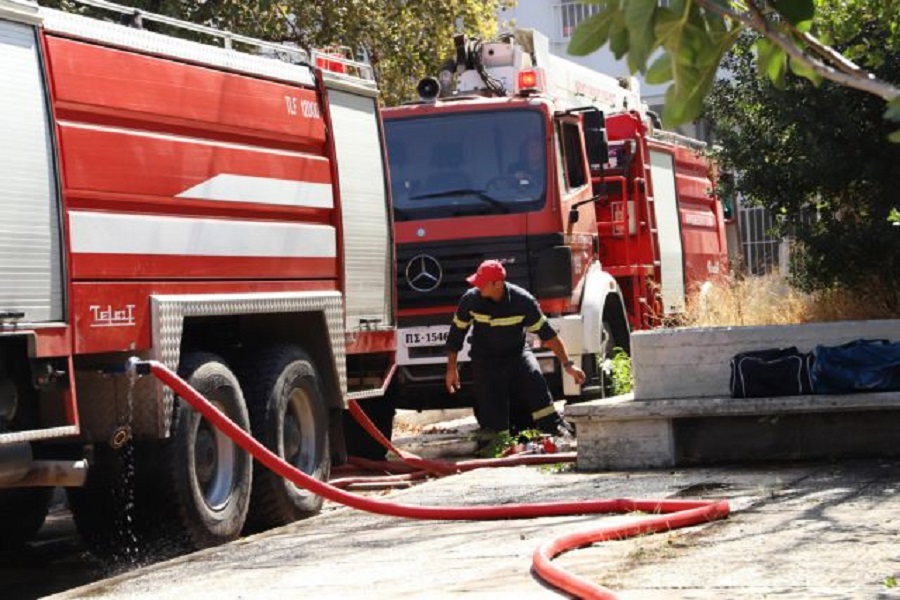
(402, 326), (449, 348)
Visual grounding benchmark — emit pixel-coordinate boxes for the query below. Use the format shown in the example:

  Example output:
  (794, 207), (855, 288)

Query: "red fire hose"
(138, 359), (729, 599)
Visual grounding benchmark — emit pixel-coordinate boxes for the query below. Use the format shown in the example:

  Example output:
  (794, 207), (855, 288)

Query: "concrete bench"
(567, 319), (900, 471)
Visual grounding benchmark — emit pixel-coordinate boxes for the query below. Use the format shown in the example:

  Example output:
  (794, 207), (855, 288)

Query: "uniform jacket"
(445, 282), (557, 359)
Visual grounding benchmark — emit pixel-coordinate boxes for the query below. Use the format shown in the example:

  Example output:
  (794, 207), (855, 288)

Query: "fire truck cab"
(0, 0), (394, 558)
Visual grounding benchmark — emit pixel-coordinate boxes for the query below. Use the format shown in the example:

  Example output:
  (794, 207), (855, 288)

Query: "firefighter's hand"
(446, 367), (461, 394)
(565, 363), (586, 385)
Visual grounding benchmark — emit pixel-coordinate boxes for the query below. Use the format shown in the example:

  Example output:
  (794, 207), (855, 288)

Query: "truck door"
(648, 149), (686, 315)
(325, 84), (394, 331)
(0, 19), (64, 323)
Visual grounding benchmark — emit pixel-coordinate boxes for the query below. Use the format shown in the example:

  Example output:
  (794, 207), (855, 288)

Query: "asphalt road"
(32, 457), (900, 599)
(9, 408), (900, 599)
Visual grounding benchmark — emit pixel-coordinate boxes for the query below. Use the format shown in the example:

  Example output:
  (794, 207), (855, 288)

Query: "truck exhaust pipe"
(6, 459), (88, 488)
(0, 442), (32, 485)
(0, 439), (88, 487)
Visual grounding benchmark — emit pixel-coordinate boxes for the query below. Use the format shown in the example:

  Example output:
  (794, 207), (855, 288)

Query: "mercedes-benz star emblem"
(406, 254), (442, 293)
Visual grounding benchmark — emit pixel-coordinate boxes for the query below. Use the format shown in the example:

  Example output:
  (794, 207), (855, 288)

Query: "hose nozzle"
(125, 356), (152, 379)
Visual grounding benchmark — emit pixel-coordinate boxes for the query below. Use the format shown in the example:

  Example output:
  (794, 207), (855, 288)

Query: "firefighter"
(509, 134), (545, 190)
(444, 259), (584, 438)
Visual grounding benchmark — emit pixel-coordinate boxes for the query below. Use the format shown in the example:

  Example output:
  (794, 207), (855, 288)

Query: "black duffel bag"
(730, 347), (814, 398)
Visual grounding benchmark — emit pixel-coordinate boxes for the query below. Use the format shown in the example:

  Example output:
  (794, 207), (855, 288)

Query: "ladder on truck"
(596, 124), (714, 330)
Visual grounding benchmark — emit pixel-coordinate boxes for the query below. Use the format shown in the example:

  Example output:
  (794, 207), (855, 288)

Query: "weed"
(609, 347), (633, 395)
(598, 347), (634, 396)
(474, 429), (543, 458)
(538, 462), (575, 474)
(627, 546), (647, 560)
(679, 272), (900, 327)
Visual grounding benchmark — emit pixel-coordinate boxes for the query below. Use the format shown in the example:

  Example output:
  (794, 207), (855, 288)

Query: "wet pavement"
(42, 456), (900, 599)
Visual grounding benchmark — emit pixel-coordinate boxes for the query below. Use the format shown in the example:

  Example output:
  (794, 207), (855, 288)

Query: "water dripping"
(111, 371), (140, 565)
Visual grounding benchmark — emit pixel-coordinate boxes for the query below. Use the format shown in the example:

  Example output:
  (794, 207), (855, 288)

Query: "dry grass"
(679, 273), (900, 328)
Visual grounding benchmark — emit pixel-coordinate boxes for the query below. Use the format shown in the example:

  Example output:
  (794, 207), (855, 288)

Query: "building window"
(555, 1), (601, 40)
(555, 1), (671, 41)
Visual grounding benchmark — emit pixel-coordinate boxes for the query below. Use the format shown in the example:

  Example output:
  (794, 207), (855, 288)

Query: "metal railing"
(66, 0), (374, 82)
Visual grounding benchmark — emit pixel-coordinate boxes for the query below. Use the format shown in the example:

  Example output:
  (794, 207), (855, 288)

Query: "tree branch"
(693, 0), (900, 101)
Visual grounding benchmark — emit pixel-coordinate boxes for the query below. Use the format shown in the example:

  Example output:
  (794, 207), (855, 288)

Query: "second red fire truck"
(375, 29), (729, 439)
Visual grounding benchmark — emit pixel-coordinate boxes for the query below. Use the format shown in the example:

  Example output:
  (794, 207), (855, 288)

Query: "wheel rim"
(194, 400), (236, 511)
(283, 385), (316, 483)
(585, 323), (614, 389)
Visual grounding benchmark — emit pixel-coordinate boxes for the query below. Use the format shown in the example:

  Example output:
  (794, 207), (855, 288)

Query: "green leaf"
(889, 129), (900, 143)
(889, 208), (900, 224)
(645, 53), (674, 84)
(654, 7), (684, 48)
(661, 84), (689, 126)
(663, 26), (739, 127)
(885, 96), (900, 122)
(609, 14), (630, 59)
(624, 0), (657, 72)
(773, 0), (815, 26)
(568, 8), (617, 56)
(756, 38), (788, 89)
(788, 54), (823, 86)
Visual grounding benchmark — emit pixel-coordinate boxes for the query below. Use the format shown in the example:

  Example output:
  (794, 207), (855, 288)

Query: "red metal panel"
(31, 326), (72, 357)
(45, 36), (326, 149)
(346, 330), (396, 355)
(57, 124), (333, 215)
(62, 357), (79, 429)
(70, 254), (337, 281)
(395, 214), (529, 244)
(669, 144), (727, 290)
(42, 33), (340, 284)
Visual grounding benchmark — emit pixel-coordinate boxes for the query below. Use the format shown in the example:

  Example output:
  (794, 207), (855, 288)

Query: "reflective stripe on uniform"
(526, 316), (547, 333)
(453, 315), (472, 329)
(531, 405), (556, 420)
(469, 311), (526, 327)
(490, 315), (525, 327)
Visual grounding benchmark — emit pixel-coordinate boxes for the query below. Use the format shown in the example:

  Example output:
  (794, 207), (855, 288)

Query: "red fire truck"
(379, 29), (728, 427)
(0, 0), (394, 556)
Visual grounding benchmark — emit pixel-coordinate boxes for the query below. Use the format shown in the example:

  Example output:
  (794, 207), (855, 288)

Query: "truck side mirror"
(532, 246), (573, 298)
(582, 108), (608, 170)
(718, 172), (736, 221)
(569, 206), (580, 225)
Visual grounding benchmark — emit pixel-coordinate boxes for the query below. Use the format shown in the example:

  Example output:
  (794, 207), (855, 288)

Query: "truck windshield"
(385, 110), (546, 222)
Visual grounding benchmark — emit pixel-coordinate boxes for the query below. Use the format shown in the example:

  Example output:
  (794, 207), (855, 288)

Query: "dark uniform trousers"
(471, 350), (558, 433)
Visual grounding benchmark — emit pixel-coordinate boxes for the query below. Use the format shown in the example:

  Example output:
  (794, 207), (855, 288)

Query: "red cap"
(466, 260), (506, 288)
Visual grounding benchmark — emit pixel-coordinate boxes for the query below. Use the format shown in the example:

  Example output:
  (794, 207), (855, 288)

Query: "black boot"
(534, 411), (575, 437)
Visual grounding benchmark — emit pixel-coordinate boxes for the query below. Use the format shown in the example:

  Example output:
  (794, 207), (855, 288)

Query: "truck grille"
(396, 234), (563, 312)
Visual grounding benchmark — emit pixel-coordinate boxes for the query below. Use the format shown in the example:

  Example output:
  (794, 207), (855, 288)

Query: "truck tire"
(580, 321), (617, 400)
(162, 352), (252, 549)
(238, 345), (330, 533)
(0, 487), (52, 554)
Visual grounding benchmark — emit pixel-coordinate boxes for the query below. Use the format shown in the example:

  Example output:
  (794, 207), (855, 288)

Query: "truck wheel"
(0, 487), (52, 554)
(162, 352), (252, 549)
(238, 345), (330, 533)
(580, 321), (617, 399)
